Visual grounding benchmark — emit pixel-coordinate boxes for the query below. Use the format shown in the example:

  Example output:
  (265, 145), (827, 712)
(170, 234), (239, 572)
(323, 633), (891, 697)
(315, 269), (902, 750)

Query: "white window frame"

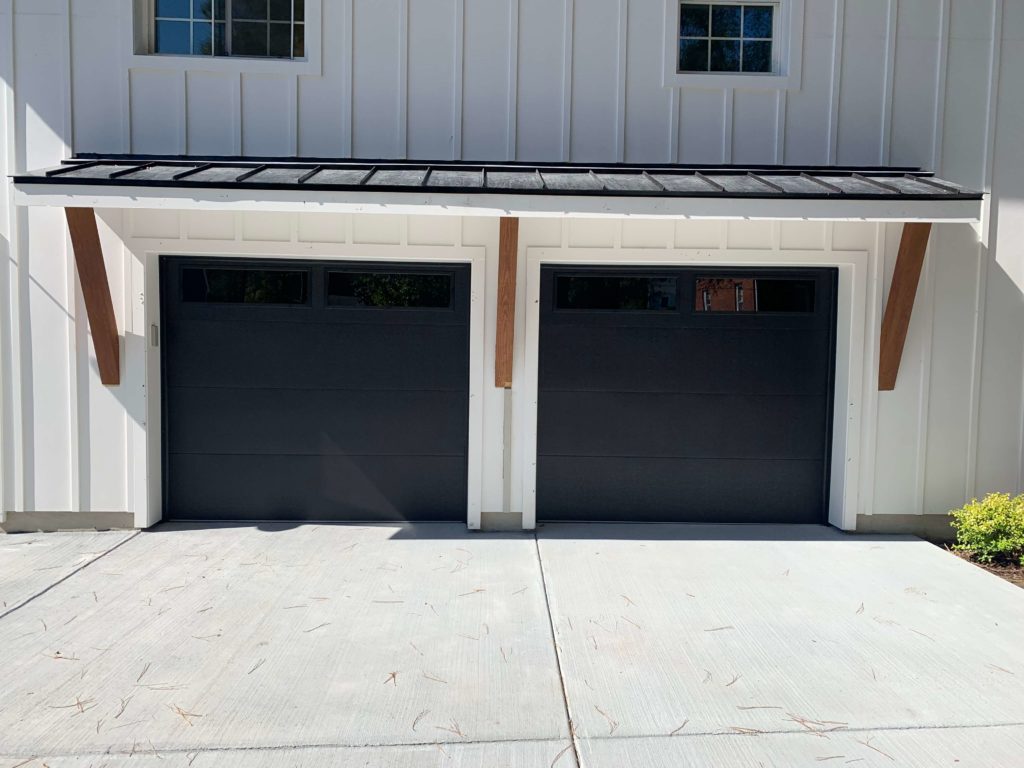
(130, 0), (323, 76)
(663, 0), (803, 90)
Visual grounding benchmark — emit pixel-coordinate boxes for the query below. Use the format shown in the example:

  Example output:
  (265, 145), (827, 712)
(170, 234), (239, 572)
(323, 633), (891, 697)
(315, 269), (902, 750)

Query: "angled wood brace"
(65, 207), (120, 386)
(495, 216), (519, 388)
(878, 222), (933, 391)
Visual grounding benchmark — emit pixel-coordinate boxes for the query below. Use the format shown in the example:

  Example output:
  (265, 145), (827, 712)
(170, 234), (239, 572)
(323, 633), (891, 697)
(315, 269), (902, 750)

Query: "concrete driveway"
(1, 523), (1022, 767)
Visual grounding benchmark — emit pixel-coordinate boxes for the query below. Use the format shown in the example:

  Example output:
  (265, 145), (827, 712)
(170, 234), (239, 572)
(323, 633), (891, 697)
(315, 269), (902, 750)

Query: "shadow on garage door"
(160, 257), (471, 523)
(537, 266), (837, 524)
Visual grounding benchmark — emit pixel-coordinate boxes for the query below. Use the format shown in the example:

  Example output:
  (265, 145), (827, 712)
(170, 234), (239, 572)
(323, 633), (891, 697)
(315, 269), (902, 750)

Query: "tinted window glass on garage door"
(537, 267), (837, 524)
(161, 257), (471, 522)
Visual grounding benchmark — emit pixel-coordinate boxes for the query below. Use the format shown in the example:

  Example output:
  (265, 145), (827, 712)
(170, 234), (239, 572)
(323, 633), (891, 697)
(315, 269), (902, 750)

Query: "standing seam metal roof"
(12, 156), (982, 201)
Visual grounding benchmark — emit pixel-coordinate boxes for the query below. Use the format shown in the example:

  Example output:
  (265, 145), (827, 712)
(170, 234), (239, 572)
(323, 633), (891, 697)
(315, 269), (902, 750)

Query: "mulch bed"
(948, 548), (1024, 589)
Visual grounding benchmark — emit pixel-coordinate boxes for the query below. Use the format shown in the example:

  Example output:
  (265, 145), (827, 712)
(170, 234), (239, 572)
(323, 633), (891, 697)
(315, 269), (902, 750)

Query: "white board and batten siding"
(1, 0), (1023, 528)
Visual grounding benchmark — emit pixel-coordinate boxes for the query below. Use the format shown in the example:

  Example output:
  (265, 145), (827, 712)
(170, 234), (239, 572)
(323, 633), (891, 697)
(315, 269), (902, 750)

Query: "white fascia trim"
(13, 185), (983, 224)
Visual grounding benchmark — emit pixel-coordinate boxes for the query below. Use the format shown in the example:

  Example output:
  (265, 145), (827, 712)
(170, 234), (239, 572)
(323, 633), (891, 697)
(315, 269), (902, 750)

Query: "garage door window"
(327, 272), (452, 308)
(556, 275), (678, 311)
(181, 267), (310, 304)
(696, 277), (814, 313)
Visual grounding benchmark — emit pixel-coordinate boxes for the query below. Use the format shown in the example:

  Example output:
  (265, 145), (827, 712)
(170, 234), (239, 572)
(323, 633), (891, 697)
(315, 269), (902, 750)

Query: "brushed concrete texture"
(0, 523), (570, 759)
(0, 738), (576, 767)
(0, 530), (137, 614)
(578, 724), (1024, 768)
(536, 524), (1024, 747)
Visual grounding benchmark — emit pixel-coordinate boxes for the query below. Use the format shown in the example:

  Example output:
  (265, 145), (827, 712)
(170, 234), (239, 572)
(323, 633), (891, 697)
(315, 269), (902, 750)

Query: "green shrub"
(950, 493), (1024, 566)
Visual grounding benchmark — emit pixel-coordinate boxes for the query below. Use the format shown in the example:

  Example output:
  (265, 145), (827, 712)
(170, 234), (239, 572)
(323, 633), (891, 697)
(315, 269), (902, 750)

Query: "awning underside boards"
(12, 156), (983, 222)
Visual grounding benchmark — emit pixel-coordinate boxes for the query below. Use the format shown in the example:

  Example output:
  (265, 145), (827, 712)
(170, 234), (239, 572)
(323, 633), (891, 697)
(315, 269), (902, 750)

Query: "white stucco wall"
(1, 0), (1023, 526)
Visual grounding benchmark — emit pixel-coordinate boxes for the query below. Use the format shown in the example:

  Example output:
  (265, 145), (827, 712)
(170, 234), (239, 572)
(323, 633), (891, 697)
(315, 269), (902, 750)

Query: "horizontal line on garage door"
(538, 454), (823, 461)
(168, 451), (466, 458)
(538, 388), (827, 396)
(546, 323), (824, 330)
(175, 318), (465, 328)
(168, 385), (467, 393)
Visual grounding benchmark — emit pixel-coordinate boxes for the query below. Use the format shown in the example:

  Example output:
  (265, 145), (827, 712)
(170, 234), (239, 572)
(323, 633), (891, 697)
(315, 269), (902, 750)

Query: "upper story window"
(663, 0), (801, 89)
(151, 0), (305, 59)
(678, 2), (776, 74)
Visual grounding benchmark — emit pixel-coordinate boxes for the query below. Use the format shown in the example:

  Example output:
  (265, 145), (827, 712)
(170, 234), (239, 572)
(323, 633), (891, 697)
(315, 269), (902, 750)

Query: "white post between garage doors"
(519, 246), (871, 532)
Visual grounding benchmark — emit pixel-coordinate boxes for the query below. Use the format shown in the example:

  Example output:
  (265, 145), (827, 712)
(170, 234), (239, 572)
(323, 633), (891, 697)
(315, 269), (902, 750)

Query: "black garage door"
(537, 266), (837, 523)
(161, 257), (470, 522)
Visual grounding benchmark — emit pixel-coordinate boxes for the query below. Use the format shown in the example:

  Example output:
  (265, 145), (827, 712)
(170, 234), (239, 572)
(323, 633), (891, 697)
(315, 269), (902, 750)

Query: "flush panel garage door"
(537, 267), (837, 523)
(161, 257), (470, 522)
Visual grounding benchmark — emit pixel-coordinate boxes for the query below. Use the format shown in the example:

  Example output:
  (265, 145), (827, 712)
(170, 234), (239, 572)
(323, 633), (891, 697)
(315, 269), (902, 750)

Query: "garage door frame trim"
(521, 246), (870, 531)
(136, 242), (487, 529)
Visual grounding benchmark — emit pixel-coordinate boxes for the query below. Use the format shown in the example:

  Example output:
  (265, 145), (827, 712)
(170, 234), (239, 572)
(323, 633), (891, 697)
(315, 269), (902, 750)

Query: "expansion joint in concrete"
(533, 532), (584, 768)
(0, 530), (141, 622)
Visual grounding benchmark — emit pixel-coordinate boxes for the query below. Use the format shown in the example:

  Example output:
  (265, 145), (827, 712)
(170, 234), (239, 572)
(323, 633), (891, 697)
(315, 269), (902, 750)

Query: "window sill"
(128, 52), (322, 76)
(663, 71), (798, 90)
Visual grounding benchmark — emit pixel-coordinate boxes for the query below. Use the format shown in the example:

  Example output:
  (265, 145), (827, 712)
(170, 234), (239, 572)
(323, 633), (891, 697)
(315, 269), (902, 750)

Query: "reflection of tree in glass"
(559, 276), (677, 311)
(202, 269), (307, 304)
(233, 22), (268, 56)
(195, 0), (224, 20)
(329, 273), (451, 308)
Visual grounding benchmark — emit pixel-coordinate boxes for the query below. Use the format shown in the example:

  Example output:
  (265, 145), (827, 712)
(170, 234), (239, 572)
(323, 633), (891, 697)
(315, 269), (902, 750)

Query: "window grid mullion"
(679, 0), (776, 74)
(706, 6), (712, 70)
(739, 5), (744, 71)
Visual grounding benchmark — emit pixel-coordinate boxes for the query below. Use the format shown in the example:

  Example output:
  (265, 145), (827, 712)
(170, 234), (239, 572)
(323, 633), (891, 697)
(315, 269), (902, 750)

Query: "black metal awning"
(14, 155), (981, 201)
(12, 155), (984, 223)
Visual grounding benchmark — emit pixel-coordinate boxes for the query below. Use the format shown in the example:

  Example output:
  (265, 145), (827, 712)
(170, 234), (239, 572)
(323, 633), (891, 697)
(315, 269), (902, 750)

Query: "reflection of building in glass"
(696, 277), (816, 313)
(698, 277), (757, 312)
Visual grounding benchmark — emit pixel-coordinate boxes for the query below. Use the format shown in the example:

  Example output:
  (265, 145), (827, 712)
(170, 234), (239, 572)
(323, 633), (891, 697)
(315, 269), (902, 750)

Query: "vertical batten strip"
(879, 0), (897, 165)
(452, 0), (465, 160)
(506, 0), (519, 160)
(288, 74), (298, 156)
(63, 0), (82, 511)
(63, 0), (74, 155)
(931, 0), (951, 174)
(179, 69), (188, 155)
(915, 230), (936, 513)
(234, 71), (243, 154)
(668, 87), (679, 163)
(397, 0), (409, 158)
(722, 88), (734, 164)
(560, 0), (574, 161)
(341, 0), (354, 157)
(827, 0), (845, 163)
(64, 0), (82, 514)
(774, 90), (787, 164)
(965, 245), (987, 502)
(2, 0), (24, 513)
(118, 1), (132, 152)
(615, 0), (628, 162)
(967, 0), (1004, 498)
(858, 222), (885, 517)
